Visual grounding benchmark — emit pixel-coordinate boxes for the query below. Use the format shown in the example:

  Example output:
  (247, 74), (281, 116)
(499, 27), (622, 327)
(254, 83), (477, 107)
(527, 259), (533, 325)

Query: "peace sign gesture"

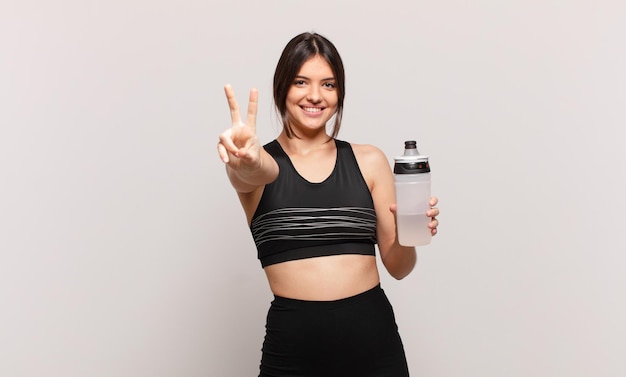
(217, 85), (261, 169)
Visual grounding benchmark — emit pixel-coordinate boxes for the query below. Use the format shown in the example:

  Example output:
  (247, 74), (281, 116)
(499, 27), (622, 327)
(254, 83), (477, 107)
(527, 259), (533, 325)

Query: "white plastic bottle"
(393, 140), (431, 246)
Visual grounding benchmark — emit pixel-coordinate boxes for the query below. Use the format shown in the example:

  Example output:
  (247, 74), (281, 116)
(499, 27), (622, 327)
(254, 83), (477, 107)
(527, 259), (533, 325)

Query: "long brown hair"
(273, 32), (345, 138)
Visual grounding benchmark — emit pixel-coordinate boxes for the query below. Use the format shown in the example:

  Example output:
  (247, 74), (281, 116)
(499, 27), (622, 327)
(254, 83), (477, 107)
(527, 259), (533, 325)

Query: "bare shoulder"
(349, 142), (392, 184)
(350, 142), (389, 167)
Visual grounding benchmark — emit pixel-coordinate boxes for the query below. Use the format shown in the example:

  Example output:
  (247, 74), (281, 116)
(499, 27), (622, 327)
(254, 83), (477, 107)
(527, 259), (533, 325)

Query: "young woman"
(218, 32), (439, 377)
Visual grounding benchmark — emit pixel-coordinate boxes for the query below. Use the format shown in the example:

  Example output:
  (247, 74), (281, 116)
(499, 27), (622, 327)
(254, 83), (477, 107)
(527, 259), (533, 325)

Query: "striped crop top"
(250, 139), (378, 267)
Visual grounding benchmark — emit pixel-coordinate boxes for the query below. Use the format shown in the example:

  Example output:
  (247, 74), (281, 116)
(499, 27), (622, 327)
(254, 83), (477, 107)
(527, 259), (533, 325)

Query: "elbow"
(381, 245), (417, 280)
(389, 267), (414, 280)
(383, 258), (416, 280)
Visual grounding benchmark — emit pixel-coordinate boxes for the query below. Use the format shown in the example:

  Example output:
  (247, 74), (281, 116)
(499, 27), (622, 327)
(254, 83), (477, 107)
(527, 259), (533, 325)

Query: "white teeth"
(303, 107), (321, 113)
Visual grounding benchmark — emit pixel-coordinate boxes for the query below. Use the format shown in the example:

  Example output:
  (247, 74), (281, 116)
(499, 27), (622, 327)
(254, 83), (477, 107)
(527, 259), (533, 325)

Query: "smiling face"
(284, 55), (339, 137)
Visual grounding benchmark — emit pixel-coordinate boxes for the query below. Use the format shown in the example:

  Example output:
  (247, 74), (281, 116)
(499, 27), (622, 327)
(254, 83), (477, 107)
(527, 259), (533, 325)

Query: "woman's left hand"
(427, 197), (440, 236)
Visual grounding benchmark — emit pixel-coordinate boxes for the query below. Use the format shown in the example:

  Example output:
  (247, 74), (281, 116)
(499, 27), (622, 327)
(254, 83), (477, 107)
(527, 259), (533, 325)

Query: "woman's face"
(285, 55), (338, 134)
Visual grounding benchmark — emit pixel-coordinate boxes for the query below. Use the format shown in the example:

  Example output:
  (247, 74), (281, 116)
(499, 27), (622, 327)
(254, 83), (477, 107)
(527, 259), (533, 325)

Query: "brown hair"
(273, 32), (345, 138)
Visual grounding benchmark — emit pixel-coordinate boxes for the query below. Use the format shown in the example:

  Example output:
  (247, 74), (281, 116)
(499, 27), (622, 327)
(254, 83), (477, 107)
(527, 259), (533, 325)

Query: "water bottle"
(393, 140), (431, 246)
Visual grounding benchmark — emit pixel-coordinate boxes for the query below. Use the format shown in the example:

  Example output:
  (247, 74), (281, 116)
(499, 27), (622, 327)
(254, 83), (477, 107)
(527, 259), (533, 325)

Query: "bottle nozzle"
(404, 140), (419, 156)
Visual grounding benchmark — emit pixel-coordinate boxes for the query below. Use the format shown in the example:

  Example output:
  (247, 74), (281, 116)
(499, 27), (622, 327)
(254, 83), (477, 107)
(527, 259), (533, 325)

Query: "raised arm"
(217, 85), (278, 194)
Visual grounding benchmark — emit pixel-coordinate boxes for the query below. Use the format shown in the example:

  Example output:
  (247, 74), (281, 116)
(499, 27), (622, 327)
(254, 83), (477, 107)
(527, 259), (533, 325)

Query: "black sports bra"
(250, 139), (377, 267)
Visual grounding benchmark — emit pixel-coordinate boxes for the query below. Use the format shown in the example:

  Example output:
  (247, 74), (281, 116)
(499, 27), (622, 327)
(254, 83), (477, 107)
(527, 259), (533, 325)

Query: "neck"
(277, 132), (335, 156)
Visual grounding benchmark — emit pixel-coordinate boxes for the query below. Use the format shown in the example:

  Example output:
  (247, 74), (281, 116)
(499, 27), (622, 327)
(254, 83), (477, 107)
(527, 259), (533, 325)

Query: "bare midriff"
(263, 254), (380, 301)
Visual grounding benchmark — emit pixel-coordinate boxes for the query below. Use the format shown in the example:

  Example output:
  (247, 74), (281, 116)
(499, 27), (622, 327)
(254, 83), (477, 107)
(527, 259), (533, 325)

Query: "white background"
(2, 1), (625, 376)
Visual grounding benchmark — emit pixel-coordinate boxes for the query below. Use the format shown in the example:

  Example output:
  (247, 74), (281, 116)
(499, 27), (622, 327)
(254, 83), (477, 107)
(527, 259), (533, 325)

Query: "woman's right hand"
(217, 85), (261, 171)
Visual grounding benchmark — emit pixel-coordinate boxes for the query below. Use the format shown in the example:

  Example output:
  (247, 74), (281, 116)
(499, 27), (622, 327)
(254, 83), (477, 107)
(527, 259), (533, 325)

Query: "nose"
(306, 86), (321, 103)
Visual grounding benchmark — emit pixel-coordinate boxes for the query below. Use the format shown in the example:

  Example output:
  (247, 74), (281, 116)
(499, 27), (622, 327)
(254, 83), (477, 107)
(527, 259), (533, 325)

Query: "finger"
(427, 207), (439, 218)
(428, 218), (439, 237)
(428, 218), (439, 229)
(246, 88), (258, 131)
(429, 196), (439, 207)
(218, 128), (240, 157)
(224, 84), (242, 125)
(217, 142), (229, 163)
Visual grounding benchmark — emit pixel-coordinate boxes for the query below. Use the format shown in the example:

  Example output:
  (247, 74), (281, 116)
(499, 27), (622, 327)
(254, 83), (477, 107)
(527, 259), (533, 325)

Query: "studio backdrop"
(1, 1), (625, 376)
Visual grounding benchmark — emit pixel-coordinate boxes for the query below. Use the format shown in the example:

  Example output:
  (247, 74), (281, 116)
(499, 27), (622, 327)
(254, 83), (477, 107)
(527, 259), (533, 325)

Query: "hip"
(260, 284), (409, 377)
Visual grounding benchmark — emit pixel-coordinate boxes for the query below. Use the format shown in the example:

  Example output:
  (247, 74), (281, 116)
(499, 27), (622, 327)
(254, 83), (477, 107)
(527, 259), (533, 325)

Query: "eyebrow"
(294, 75), (336, 81)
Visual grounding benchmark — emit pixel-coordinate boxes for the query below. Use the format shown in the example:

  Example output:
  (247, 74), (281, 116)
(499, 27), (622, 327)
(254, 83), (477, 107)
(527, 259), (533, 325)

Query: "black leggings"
(259, 284), (410, 377)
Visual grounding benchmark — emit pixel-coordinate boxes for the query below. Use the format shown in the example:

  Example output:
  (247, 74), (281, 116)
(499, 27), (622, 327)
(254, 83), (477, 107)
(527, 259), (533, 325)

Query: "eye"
(323, 82), (336, 89)
(293, 80), (306, 86)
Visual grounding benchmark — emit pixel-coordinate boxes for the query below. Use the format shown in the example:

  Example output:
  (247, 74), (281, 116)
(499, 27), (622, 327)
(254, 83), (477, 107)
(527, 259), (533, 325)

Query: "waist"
(272, 283), (383, 309)
(264, 254), (380, 301)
